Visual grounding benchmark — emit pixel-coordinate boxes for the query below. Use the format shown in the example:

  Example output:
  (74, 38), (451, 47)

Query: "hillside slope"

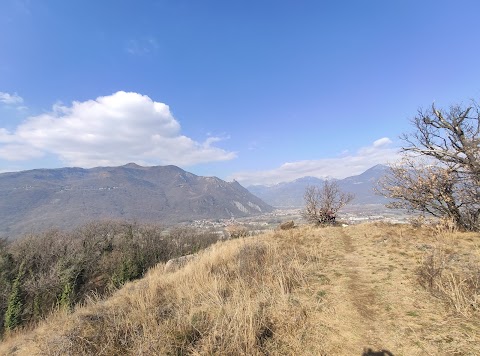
(1, 224), (479, 355)
(0, 164), (273, 238)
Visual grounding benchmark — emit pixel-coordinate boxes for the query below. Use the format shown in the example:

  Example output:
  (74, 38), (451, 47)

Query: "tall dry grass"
(0, 227), (329, 355)
(2, 223), (478, 355)
(416, 221), (480, 317)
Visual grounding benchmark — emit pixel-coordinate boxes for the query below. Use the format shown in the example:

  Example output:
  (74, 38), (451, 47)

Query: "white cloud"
(0, 128), (13, 142)
(0, 144), (43, 161)
(0, 92), (24, 105)
(230, 137), (400, 186)
(0, 91), (236, 167)
(372, 137), (392, 147)
(125, 37), (159, 56)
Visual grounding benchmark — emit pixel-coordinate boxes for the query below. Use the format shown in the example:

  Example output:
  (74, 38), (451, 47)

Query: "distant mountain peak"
(123, 162), (143, 169)
(247, 164), (389, 207)
(293, 176), (322, 182)
(365, 164), (388, 172)
(0, 164), (273, 239)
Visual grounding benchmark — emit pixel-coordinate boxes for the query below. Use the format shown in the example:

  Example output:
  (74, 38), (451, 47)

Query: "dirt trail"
(318, 226), (465, 356)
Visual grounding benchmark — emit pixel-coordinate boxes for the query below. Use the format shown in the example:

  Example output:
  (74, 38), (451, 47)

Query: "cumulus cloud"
(0, 92), (24, 105)
(230, 137), (400, 186)
(0, 91), (236, 167)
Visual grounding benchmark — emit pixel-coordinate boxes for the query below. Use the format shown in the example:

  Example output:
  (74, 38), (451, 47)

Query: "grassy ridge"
(1, 223), (479, 355)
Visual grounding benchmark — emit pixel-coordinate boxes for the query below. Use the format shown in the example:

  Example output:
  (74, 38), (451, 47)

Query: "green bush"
(4, 262), (25, 332)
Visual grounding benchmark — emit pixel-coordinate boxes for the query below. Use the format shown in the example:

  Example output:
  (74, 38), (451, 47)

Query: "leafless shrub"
(167, 226), (219, 257)
(434, 216), (458, 234)
(408, 215), (427, 228)
(0, 220), (221, 335)
(225, 225), (249, 239)
(302, 181), (354, 226)
(417, 247), (453, 290)
(279, 221), (295, 230)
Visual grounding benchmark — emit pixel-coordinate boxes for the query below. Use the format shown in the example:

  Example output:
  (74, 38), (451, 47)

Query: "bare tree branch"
(378, 100), (480, 231)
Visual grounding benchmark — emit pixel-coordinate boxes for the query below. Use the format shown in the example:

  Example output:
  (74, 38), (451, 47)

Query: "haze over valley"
(0, 162), (401, 239)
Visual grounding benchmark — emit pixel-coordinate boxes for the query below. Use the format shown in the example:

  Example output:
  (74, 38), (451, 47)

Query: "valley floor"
(1, 223), (479, 355)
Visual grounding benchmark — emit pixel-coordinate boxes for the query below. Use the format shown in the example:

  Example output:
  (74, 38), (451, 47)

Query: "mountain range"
(247, 164), (389, 207)
(0, 163), (391, 239)
(0, 163), (273, 239)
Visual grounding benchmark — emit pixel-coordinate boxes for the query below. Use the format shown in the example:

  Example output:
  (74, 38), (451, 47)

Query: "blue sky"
(1, 0), (479, 185)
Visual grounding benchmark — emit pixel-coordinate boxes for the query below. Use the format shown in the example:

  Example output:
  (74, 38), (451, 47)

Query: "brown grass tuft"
(417, 243), (480, 317)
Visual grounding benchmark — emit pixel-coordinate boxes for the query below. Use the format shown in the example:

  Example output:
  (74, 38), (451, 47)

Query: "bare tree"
(302, 180), (354, 225)
(379, 101), (480, 231)
(402, 103), (480, 176)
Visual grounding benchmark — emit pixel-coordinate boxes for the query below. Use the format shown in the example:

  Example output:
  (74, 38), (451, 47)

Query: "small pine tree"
(4, 262), (25, 331)
(59, 281), (74, 312)
(33, 295), (41, 320)
(111, 257), (143, 288)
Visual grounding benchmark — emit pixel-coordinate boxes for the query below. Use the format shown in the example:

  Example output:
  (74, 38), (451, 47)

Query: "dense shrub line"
(0, 221), (219, 336)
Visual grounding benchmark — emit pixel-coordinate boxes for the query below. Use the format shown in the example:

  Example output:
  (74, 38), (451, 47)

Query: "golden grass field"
(1, 223), (479, 355)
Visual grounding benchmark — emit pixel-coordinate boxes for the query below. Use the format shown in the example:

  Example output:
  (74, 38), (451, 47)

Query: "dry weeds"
(0, 223), (478, 355)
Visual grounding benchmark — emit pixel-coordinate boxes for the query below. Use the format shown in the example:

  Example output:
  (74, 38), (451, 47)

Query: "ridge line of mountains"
(0, 163), (271, 239)
(247, 164), (389, 207)
(0, 163), (389, 239)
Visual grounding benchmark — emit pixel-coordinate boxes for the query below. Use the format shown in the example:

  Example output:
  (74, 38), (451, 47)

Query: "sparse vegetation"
(1, 224), (478, 355)
(416, 230), (480, 316)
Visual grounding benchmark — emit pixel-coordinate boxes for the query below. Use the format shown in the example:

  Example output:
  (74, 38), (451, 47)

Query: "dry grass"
(0, 223), (479, 355)
(417, 224), (480, 317)
(0, 227), (329, 355)
(337, 222), (480, 355)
